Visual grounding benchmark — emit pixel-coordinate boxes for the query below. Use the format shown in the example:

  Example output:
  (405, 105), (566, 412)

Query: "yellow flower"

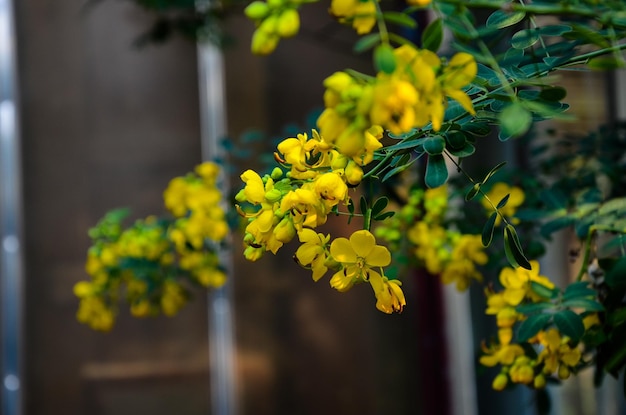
(482, 182), (525, 225)
(313, 172), (348, 205)
(509, 356), (535, 384)
(499, 260), (554, 304)
(369, 272), (406, 313)
(480, 341), (525, 367)
(280, 188), (327, 230)
(329, 230), (391, 291)
(295, 229), (330, 281)
(370, 77), (418, 135)
(330, 0), (376, 34)
(537, 328), (582, 377)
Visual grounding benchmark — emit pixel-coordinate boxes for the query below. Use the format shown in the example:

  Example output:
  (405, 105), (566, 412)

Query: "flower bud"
(492, 373), (508, 391)
(277, 9), (300, 38)
(251, 29), (279, 55)
(533, 374), (546, 389)
(558, 365), (571, 380)
(265, 188), (283, 203)
(244, 1), (270, 20)
(344, 161), (364, 185)
(270, 167), (284, 180)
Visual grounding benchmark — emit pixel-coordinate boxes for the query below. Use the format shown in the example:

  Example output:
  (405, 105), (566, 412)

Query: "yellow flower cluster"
(404, 186), (487, 291)
(245, 0), (302, 55)
(317, 45), (476, 162)
(236, 131), (405, 313)
(75, 162), (229, 331)
(480, 262), (590, 390)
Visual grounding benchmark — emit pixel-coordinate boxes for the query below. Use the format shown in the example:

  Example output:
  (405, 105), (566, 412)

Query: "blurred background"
(1, 0), (625, 414)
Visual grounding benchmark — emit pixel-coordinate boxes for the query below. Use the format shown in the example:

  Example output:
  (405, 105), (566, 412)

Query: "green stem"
(576, 228), (595, 282)
(439, 0), (603, 19)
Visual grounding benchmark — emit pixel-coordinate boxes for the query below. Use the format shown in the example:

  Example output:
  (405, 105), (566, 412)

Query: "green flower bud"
(492, 373), (508, 391)
(244, 1), (270, 20)
(277, 9), (300, 38)
(270, 167), (284, 180)
(265, 188), (283, 202)
(251, 28), (279, 55)
(266, 0), (284, 8)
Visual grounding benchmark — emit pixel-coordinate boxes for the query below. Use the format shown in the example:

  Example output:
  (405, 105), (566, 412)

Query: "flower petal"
(367, 245), (391, 267)
(330, 237), (357, 263)
(349, 230), (376, 257)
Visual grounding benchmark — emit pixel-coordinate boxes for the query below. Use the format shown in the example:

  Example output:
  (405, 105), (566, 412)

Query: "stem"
(576, 228), (595, 282)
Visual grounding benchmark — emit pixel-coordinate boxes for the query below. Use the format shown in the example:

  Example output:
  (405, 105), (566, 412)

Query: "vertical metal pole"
(196, 16), (238, 415)
(0, 0), (23, 414)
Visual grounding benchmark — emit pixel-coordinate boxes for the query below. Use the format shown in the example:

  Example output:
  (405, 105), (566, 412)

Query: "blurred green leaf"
(512, 28), (540, 49)
(517, 313), (552, 342)
(425, 154), (448, 188)
(422, 18), (443, 52)
(374, 44), (397, 74)
(562, 298), (604, 312)
(354, 33), (381, 53)
(563, 282), (597, 300)
(382, 11), (417, 29)
(486, 10), (526, 29)
(531, 281), (559, 300)
(553, 309), (585, 344)
(499, 102), (532, 140)
(482, 212), (498, 246)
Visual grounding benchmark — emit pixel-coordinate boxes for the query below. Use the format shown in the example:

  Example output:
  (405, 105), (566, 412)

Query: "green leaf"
(353, 33), (381, 53)
(511, 28), (540, 49)
(563, 282), (597, 300)
(496, 193), (510, 210)
(423, 135), (446, 155)
(504, 224), (531, 269)
(499, 102), (532, 140)
(359, 195), (368, 215)
(374, 44), (397, 74)
(465, 183), (480, 201)
(385, 137), (425, 151)
(539, 86), (567, 102)
(447, 143), (475, 158)
(606, 257), (626, 290)
(482, 212), (498, 246)
(463, 121), (491, 136)
(530, 281), (559, 300)
(486, 10), (526, 29)
(374, 211), (395, 221)
(588, 56), (626, 71)
(481, 161), (507, 185)
(425, 154), (448, 188)
(382, 11), (417, 29)
(553, 309), (585, 343)
(371, 197), (389, 217)
(561, 298), (604, 312)
(516, 302), (553, 315)
(422, 18), (443, 52)
(517, 313), (552, 342)
(538, 24), (572, 36)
